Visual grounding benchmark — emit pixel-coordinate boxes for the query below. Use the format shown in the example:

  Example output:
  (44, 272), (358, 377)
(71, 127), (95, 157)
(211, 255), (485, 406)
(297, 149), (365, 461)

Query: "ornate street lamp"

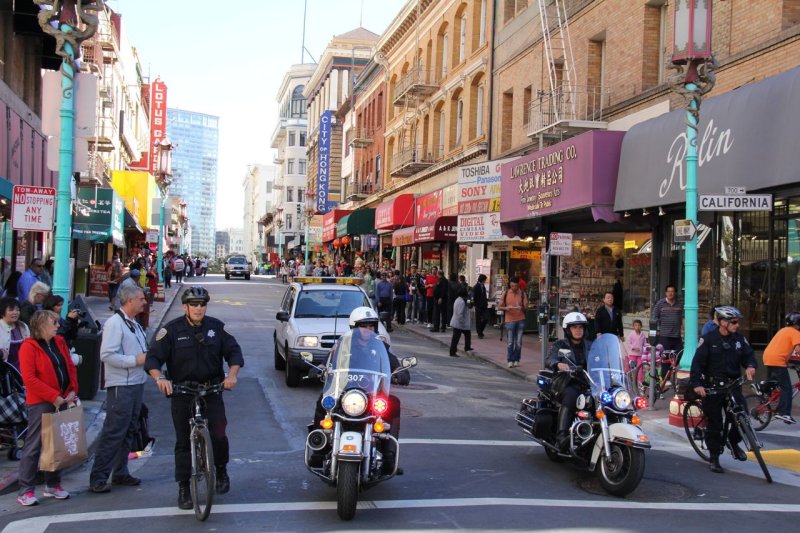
(304, 190), (315, 265)
(668, 0), (716, 371)
(276, 206), (284, 261)
(36, 0), (101, 310)
(156, 138), (173, 283)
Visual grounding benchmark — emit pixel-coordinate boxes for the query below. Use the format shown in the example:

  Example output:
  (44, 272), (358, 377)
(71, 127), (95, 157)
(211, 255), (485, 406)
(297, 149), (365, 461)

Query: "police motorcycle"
(516, 333), (651, 496)
(302, 321), (416, 520)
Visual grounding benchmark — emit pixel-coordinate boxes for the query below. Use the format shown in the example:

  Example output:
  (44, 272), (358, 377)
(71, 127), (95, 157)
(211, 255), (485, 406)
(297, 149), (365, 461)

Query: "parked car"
(224, 255), (251, 280)
(274, 276), (390, 387)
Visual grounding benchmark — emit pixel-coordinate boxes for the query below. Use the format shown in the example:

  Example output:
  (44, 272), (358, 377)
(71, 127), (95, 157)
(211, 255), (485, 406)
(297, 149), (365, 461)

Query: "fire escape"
(528, 0), (609, 139)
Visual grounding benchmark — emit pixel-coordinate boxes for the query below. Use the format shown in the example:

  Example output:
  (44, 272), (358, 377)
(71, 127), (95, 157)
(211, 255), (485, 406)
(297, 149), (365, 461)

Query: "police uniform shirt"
(690, 329), (757, 387)
(145, 315), (244, 383)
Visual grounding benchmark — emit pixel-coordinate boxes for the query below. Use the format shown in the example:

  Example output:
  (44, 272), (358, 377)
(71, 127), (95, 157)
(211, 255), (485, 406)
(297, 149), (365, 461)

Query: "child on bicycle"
(761, 312), (800, 424)
(625, 319), (646, 380)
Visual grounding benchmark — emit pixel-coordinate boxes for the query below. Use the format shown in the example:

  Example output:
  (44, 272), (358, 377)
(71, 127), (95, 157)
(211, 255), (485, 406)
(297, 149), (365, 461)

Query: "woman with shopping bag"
(16, 310), (79, 506)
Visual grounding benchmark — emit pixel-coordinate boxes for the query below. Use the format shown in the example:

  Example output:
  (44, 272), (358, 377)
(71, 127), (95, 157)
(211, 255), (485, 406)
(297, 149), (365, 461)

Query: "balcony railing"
(526, 85), (610, 138)
(391, 145), (435, 177)
(392, 67), (439, 106)
(347, 179), (375, 201)
(350, 128), (374, 148)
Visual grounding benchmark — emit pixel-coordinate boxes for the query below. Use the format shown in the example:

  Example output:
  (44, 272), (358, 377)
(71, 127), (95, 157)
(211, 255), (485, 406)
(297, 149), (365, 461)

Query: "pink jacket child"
(625, 320), (647, 374)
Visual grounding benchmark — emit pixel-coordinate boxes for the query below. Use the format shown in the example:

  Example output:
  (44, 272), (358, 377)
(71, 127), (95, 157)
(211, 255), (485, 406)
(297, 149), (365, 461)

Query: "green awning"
(72, 187), (125, 246)
(336, 208), (376, 238)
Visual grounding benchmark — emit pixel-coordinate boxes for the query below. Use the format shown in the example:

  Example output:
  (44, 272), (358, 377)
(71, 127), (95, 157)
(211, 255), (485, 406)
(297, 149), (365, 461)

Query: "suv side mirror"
(276, 311), (289, 322)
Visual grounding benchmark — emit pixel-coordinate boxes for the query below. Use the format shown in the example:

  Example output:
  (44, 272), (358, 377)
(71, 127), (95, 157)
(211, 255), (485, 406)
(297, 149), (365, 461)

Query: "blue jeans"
(505, 320), (524, 362)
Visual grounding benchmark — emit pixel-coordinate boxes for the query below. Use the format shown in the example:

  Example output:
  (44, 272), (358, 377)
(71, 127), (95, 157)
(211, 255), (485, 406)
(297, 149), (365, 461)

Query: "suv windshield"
(228, 256), (246, 264)
(294, 290), (370, 318)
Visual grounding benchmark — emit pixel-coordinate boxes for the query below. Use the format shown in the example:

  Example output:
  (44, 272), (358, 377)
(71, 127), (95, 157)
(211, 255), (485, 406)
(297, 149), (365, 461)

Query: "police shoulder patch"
(156, 328), (168, 341)
(697, 337), (704, 348)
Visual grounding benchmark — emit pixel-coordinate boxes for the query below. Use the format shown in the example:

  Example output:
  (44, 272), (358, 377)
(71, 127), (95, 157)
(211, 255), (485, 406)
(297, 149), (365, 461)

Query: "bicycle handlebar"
(172, 382), (225, 397)
(703, 376), (747, 395)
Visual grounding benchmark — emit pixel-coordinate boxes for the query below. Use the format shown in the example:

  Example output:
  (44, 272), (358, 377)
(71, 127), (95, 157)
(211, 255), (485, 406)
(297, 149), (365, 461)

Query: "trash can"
(74, 331), (102, 401)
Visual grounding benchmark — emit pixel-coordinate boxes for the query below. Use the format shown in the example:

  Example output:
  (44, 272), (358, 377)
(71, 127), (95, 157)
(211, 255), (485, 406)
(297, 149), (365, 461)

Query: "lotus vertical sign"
(316, 110), (334, 214)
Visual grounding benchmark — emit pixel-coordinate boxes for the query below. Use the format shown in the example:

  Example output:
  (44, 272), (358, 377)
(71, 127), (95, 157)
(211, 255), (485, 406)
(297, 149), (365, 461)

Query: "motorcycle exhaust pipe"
(307, 429), (328, 451)
(575, 421), (593, 440)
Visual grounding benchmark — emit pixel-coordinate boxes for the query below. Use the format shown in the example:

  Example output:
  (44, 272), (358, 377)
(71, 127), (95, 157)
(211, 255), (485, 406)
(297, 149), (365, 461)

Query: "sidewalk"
(0, 283), (184, 494)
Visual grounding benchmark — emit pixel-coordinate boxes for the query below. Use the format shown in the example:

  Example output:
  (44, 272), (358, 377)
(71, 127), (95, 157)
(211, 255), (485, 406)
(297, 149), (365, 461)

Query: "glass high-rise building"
(166, 108), (219, 255)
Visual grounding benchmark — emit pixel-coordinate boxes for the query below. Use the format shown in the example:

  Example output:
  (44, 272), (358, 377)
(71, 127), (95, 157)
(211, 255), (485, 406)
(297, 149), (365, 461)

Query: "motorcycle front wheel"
(598, 443), (645, 497)
(336, 461), (360, 520)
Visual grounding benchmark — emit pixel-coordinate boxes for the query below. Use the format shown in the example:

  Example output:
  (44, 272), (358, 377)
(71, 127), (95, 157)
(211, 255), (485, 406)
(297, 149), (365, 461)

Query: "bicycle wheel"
(191, 425), (216, 521)
(743, 393), (772, 431)
(683, 399), (711, 461)
(735, 412), (772, 483)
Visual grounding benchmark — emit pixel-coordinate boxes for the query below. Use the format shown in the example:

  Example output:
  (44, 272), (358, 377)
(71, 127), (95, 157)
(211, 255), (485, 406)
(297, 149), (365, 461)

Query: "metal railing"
(390, 145), (435, 177)
(392, 67), (440, 105)
(350, 128), (374, 147)
(526, 85), (610, 137)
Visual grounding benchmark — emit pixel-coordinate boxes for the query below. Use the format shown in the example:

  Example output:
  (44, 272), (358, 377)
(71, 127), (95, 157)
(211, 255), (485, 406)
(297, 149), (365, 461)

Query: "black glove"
(392, 370), (410, 386)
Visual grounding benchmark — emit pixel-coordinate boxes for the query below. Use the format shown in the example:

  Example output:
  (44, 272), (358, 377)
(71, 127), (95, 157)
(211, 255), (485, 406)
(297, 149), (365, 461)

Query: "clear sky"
(109, 0), (407, 229)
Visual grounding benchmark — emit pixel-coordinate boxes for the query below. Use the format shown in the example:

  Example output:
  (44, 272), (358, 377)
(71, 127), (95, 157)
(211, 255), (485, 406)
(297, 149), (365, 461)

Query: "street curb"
(400, 324), (536, 382)
(0, 287), (183, 496)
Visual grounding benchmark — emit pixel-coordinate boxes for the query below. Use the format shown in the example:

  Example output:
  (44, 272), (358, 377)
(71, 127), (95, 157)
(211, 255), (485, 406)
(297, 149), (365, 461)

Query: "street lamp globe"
(671, 0), (712, 66)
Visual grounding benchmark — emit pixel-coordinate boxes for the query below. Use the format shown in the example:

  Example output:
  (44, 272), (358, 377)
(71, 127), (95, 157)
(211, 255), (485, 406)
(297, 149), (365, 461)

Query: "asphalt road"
(0, 275), (797, 532)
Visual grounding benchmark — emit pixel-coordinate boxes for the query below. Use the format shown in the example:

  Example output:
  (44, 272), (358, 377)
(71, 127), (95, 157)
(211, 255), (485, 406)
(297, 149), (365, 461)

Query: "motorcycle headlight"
(613, 389), (632, 410)
(296, 336), (319, 348)
(341, 390), (368, 416)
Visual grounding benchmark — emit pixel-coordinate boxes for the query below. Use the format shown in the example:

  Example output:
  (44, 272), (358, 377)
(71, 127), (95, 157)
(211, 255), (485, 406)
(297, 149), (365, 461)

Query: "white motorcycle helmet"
(562, 311), (588, 339)
(349, 306), (380, 332)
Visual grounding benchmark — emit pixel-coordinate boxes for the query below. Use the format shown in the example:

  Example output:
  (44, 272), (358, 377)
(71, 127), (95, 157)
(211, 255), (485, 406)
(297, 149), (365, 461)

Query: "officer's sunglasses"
(187, 302), (207, 308)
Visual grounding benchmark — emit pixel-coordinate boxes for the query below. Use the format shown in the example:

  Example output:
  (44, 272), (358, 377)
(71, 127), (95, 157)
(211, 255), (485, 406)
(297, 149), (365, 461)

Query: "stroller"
(0, 361), (27, 460)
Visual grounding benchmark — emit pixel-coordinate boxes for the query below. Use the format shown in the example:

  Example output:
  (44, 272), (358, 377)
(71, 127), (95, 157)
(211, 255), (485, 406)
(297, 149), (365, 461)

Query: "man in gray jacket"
(89, 285), (149, 493)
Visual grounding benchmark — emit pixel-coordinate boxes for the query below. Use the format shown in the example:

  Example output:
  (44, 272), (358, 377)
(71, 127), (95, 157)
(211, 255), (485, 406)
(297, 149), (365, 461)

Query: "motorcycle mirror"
(401, 356), (417, 368)
(558, 349), (572, 359)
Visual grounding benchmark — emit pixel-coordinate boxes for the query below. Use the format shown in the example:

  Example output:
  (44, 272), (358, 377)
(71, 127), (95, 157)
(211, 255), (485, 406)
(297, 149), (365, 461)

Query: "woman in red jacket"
(16, 310), (79, 506)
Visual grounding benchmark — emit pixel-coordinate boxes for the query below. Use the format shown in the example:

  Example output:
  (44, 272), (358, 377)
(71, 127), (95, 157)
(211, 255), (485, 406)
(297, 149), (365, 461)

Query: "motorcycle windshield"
(322, 328), (392, 399)
(587, 334), (631, 394)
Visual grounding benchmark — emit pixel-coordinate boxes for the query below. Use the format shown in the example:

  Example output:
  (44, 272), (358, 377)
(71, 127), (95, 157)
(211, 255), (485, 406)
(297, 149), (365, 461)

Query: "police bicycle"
(172, 382), (225, 521)
(682, 376), (772, 483)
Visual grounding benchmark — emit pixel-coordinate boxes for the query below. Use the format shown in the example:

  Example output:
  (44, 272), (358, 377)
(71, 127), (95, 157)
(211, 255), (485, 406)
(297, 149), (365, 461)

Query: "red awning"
(392, 226), (415, 247)
(322, 209), (352, 242)
(414, 216), (457, 243)
(375, 194), (415, 230)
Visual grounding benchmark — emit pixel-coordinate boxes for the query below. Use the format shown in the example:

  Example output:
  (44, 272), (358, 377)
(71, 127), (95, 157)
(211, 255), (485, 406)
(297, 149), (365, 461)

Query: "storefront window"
(787, 219), (800, 317)
(510, 245), (541, 306)
(421, 244), (442, 271)
(457, 245), (468, 277)
(622, 232), (652, 327)
(735, 211), (771, 347)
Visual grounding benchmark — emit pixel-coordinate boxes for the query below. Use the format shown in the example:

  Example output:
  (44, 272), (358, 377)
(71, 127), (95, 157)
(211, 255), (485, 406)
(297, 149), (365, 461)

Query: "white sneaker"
(17, 491), (38, 506)
(775, 414), (798, 424)
(507, 362), (514, 368)
(42, 485), (70, 499)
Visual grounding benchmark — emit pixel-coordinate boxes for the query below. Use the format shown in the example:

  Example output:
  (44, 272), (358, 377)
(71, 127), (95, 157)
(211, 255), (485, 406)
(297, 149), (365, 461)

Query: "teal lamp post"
(276, 206), (284, 261)
(36, 0), (101, 312)
(156, 138), (173, 283)
(304, 191), (315, 265)
(670, 0), (716, 369)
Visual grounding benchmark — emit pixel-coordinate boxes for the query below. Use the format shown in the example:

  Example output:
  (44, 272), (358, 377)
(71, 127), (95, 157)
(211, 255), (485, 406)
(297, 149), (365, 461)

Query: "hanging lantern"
(333, 238), (341, 248)
(342, 235), (351, 246)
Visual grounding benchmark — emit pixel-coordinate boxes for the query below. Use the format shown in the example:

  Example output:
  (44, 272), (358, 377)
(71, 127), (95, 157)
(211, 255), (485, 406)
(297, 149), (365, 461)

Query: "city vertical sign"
(316, 110), (333, 214)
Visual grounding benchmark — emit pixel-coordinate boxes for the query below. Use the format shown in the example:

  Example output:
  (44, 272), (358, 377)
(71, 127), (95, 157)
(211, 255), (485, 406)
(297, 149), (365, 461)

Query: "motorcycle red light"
(634, 396), (648, 410)
(372, 396), (389, 415)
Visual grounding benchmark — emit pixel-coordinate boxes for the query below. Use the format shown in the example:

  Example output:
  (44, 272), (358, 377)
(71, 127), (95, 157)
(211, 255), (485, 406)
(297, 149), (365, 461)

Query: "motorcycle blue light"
(600, 391), (613, 405)
(321, 395), (336, 410)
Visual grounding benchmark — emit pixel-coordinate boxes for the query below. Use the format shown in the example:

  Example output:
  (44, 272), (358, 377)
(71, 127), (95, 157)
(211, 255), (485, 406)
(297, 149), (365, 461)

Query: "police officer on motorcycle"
(546, 311), (593, 451)
(145, 286), (244, 509)
(690, 305), (757, 473)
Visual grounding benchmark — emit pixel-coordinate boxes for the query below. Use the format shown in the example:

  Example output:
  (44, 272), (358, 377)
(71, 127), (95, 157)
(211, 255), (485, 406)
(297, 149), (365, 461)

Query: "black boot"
(178, 481), (192, 509)
(709, 455), (724, 473)
(555, 432), (570, 451)
(729, 442), (748, 462)
(215, 466), (230, 494)
(555, 406), (572, 450)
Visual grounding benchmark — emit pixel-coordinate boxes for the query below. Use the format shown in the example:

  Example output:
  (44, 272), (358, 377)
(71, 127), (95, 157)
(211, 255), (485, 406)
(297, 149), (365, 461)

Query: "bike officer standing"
(145, 286), (244, 510)
(690, 305), (757, 474)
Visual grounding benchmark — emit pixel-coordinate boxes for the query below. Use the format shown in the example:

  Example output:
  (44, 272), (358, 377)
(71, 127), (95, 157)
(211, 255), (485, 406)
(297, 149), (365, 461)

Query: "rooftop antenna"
(300, 0), (317, 63)
(359, 0), (363, 27)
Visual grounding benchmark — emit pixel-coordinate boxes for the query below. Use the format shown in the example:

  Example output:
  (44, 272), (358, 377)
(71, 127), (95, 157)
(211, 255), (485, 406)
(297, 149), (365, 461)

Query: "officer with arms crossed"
(690, 305), (757, 474)
(145, 286), (244, 509)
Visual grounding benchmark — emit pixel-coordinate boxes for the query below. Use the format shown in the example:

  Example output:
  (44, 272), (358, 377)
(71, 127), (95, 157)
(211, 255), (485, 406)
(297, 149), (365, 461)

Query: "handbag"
(39, 404), (88, 472)
(0, 392), (26, 425)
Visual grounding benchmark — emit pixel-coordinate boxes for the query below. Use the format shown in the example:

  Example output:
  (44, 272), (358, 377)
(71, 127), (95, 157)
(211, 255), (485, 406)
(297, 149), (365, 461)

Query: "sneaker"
(513, 361), (520, 367)
(112, 474), (142, 486)
(507, 362), (514, 368)
(775, 414), (798, 424)
(43, 485), (70, 499)
(17, 491), (38, 506)
(663, 380), (673, 388)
